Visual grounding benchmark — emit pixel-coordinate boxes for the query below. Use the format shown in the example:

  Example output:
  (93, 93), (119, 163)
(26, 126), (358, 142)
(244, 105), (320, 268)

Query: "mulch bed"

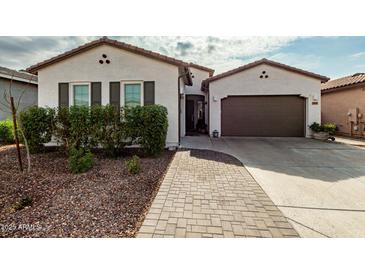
(0, 145), (174, 237)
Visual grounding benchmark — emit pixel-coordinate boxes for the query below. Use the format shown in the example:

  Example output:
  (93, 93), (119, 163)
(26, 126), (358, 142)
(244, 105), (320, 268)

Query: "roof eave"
(205, 59), (329, 84)
(26, 37), (191, 74)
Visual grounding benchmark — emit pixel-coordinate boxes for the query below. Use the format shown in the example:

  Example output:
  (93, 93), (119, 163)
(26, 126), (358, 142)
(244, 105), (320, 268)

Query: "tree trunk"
(10, 96), (23, 172)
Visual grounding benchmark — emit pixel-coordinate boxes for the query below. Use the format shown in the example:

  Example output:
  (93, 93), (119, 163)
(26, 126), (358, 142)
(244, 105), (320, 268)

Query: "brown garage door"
(221, 95), (305, 137)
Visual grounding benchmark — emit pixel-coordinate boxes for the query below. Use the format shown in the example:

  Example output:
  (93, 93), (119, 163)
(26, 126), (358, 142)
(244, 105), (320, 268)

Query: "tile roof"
(321, 73), (365, 93)
(203, 58), (329, 86)
(0, 66), (37, 84)
(26, 37), (214, 74)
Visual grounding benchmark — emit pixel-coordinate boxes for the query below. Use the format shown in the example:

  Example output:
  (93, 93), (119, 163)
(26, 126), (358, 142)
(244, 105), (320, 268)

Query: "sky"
(0, 36), (365, 79)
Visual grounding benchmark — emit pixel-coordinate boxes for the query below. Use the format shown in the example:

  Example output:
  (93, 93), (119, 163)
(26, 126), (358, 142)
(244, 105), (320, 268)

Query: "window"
(125, 83), (141, 107)
(73, 84), (90, 106)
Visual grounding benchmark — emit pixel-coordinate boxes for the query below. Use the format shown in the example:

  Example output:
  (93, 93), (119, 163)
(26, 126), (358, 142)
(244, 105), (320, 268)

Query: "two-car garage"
(205, 59), (328, 138)
(221, 95), (306, 137)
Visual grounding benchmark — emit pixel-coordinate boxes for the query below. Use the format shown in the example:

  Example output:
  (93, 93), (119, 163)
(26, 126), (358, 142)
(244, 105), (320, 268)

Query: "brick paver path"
(137, 150), (299, 238)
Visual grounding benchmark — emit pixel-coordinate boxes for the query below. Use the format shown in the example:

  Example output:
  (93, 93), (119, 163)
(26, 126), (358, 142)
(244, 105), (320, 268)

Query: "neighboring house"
(321, 73), (365, 138)
(26, 37), (213, 147)
(0, 66), (37, 120)
(25, 37), (329, 146)
(202, 59), (329, 137)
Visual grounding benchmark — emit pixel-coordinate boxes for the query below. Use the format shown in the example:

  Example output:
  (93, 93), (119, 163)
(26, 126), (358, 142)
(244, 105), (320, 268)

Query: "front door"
(186, 99), (195, 132)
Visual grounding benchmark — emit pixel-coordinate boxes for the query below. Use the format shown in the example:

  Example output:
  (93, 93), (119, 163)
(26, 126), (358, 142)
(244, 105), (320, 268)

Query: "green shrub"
(13, 196), (33, 211)
(91, 105), (127, 157)
(125, 105), (168, 156)
(19, 106), (55, 153)
(68, 106), (92, 149)
(0, 120), (14, 144)
(54, 106), (71, 150)
(309, 122), (322, 133)
(126, 155), (140, 175)
(309, 122), (337, 135)
(322, 123), (337, 135)
(68, 146), (94, 174)
(18, 104), (168, 156)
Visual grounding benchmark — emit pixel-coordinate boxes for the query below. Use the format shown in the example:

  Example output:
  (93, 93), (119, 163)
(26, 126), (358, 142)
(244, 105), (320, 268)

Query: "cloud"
(118, 36), (298, 73)
(176, 41), (194, 56)
(0, 36), (297, 73)
(0, 36), (96, 70)
(350, 52), (365, 59)
(268, 52), (322, 72)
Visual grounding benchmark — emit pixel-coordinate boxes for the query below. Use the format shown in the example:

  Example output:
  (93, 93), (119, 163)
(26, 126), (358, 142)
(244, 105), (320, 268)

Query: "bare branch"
(15, 89), (26, 111)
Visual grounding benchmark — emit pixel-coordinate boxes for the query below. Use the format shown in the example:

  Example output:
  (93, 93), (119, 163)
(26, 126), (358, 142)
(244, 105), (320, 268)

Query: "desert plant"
(19, 106), (55, 153)
(68, 146), (94, 174)
(0, 120), (14, 144)
(126, 155), (140, 175)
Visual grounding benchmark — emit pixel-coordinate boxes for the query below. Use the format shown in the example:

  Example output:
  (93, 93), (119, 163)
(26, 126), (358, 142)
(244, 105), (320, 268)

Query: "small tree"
(0, 72), (37, 172)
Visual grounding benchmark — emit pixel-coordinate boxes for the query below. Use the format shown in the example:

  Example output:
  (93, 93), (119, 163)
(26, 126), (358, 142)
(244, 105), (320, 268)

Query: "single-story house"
(0, 66), (37, 120)
(26, 37), (213, 147)
(321, 73), (365, 138)
(26, 37), (328, 146)
(202, 59), (329, 137)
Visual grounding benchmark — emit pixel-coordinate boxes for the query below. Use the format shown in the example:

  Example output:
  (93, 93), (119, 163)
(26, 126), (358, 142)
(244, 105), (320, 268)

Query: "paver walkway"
(137, 149), (298, 238)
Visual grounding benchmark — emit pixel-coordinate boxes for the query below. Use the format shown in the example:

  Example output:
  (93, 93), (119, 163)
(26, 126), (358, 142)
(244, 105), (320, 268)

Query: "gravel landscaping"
(0, 145), (174, 237)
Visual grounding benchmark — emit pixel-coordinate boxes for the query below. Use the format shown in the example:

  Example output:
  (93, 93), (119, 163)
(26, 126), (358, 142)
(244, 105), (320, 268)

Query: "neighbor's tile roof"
(0, 66), (38, 83)
(321, 73), (365, 93)
(26, 37), (214, 75)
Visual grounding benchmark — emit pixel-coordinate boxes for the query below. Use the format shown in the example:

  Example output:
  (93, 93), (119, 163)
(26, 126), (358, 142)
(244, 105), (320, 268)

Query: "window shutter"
(58, 83), (69, 107)
(109, 82), (120, 111)
(144, 81), (155, 105)
(91, 82), (102, 106)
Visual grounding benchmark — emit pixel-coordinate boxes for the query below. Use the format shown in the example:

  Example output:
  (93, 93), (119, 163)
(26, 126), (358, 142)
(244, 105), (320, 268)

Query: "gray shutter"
(144, 81), (155, 105)
(91, 82), (102, 106)
(58, 83), (69, 107)
(109, 82), (120, 111)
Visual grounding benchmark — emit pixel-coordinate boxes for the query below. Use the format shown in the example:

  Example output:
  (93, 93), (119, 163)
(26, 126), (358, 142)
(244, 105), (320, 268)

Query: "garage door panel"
(221, 96), (305, 137)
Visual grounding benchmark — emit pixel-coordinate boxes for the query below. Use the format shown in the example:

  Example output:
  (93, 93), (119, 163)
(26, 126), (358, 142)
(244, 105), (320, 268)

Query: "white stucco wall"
(209, 64), (322, 137)
(180, 67), (210, 137)
(37, 44), (179, 146)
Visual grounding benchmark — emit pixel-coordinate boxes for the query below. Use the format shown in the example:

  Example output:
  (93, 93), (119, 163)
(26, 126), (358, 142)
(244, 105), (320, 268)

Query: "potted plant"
(309, 122), (336, 140)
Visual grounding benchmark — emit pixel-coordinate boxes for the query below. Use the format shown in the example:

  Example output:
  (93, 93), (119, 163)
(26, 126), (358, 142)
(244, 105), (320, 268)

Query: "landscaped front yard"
(0, 145), (174, 237)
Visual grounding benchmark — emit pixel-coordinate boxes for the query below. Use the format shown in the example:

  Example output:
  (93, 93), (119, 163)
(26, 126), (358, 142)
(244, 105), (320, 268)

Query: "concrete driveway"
(181, 136), (365, 237)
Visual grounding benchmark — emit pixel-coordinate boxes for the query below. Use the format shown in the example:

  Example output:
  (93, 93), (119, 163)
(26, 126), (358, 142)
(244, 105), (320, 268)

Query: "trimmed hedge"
(0, 120), (14, 144)
(19, 104), (168, 156)
(19, 106), (55, 153)
(125, 105), (168, 156)
(53, 106), (71, 150)
(91, 105), (127, 157)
